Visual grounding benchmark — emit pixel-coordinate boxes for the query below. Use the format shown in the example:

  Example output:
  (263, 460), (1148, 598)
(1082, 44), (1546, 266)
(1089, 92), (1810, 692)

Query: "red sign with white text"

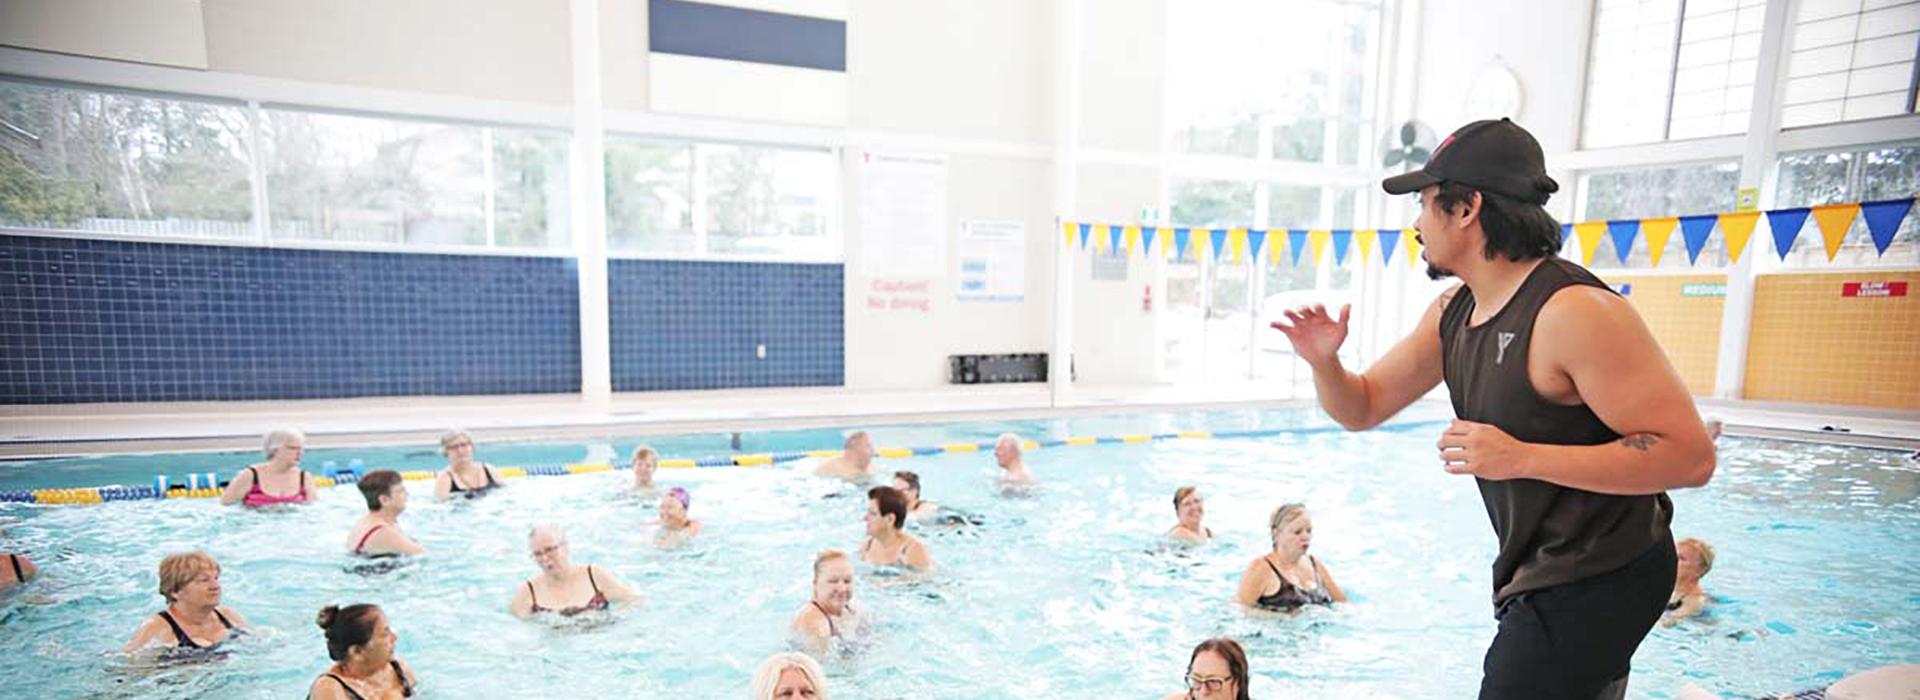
(1841, 281), (1908, 298)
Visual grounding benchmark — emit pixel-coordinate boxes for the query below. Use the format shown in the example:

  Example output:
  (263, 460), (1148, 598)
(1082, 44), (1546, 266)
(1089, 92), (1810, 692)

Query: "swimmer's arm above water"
(216, 469), (254, 506)
(592, 565), (644, 608)
(1271, 288), (1456, 431)
(1437, 288), (1715, 495)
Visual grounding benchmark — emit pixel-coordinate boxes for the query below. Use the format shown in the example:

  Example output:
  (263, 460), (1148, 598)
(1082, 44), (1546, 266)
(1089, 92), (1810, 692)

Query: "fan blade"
(1409, 147), (1431, 164)
(1384, 150), (1405, 166)
(1400, 123), (1417, 145)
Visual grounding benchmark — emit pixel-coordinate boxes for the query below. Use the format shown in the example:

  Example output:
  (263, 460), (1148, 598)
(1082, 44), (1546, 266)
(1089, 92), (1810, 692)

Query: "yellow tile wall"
(1744, 270), (1920, 409)
(1599, 273), (1727, 396)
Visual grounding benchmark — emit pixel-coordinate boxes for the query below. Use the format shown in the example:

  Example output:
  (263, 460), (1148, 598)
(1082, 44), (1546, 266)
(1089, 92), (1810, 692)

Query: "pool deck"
(1, 383), (1916, 458)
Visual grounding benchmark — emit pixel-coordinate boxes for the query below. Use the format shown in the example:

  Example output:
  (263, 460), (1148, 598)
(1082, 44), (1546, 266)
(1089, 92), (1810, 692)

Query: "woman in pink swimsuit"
(220, 429), (319, 507)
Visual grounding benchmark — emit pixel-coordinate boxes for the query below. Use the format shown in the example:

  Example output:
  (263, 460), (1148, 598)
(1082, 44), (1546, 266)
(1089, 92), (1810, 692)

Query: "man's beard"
(1425, 261), (1455, 280)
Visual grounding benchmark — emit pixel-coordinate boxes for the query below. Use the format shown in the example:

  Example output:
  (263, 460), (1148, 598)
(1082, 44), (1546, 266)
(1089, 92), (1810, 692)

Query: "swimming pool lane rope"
(5, 421), (1449, 506)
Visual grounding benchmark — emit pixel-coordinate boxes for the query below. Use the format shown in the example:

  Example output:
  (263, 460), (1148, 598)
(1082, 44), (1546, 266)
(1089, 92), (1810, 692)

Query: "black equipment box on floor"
(949, 353), (1050, 384)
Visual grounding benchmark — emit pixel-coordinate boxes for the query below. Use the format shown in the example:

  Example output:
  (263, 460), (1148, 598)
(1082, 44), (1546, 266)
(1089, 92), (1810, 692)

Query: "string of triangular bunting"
(1060, 197), (1914, 268)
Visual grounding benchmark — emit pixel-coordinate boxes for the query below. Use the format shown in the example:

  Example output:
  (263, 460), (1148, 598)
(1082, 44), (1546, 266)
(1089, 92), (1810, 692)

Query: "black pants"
(1479, 536), (1677, 700)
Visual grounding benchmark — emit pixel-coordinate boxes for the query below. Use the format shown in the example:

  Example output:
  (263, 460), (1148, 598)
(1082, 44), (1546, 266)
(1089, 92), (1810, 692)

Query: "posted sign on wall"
(1841, 281), (1908, 298)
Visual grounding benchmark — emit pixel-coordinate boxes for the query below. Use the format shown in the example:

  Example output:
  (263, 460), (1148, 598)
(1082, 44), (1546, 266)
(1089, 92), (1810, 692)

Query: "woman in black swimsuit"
(511, 524), (639, 619)
(1234, 503), (1346, 611)
(306, 603), (417, 700)
(434, 429), (503, 501)
(0, 551), (35, 590)
(124, 551), (251, 653)
(1166, 486), (1213, 544)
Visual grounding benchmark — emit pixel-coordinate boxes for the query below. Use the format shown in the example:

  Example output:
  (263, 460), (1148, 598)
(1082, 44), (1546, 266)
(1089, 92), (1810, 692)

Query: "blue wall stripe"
(608, 259), (843, 392)
(649, 0), (847, 72)
(0, 235), (580, 404)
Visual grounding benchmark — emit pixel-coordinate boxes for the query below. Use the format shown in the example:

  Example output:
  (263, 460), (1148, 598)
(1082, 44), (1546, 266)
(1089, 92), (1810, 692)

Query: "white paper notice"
(858, 152), (948, 278)
(957, 220), (1025, 302)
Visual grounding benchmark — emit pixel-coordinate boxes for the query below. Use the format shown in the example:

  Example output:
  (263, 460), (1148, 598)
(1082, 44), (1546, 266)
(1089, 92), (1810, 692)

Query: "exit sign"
(1841, 281), (1908, 298)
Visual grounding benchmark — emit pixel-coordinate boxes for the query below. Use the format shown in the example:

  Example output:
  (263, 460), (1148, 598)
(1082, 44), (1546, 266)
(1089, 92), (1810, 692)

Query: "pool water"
(0, 407), (1914, 698)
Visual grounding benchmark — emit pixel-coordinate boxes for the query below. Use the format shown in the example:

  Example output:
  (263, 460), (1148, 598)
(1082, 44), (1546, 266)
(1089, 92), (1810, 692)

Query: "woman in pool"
(790, 549), (864, 655)
(306, 603), (418, 700)
(219, 428), (318, 507)
(654, 487), (703, 547)
(125, 551), (251, 653)
(1160, 637), (1251, 700)
(1166, 486), (1212, 544)
(860, 486), (932, 570)
(511, 524), (639, 619)
(750, 651), (829, 699)
(631, 445), (660, 496)
(1235, 503), (1345, 611)
(891, 471), (941, 522)
(1663, 537), (1714, 626)
(346, 470), (426, 557)
(433, 429), (502, 500)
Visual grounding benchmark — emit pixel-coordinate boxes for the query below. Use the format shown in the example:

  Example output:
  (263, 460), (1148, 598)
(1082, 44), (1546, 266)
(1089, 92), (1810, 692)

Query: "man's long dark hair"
(1427, 181), (1563, 280)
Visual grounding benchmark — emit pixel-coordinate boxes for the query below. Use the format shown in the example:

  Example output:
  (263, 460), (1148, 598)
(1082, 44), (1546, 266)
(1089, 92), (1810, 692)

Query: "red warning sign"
(1841, 281), (1908, 298)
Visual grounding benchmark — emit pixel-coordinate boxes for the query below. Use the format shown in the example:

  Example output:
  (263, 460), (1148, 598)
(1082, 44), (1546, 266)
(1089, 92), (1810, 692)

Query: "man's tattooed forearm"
(1620, 434), (1659, 452)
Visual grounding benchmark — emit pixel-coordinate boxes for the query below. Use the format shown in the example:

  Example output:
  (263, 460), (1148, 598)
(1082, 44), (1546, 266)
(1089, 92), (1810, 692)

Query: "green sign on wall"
(1681, 282), (1727, 297)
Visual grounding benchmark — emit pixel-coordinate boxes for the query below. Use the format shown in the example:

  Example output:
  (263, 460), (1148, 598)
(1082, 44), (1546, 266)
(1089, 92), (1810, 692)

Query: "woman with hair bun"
(306, 603), (417, 699)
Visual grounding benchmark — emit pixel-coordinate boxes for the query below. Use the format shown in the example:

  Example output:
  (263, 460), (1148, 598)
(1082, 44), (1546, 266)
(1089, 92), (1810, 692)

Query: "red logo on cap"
(1433, 133), (1458, 157)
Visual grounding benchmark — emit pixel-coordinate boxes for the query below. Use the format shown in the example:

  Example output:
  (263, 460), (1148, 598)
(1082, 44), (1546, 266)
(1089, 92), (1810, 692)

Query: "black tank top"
(1438, 257), (1673, 604)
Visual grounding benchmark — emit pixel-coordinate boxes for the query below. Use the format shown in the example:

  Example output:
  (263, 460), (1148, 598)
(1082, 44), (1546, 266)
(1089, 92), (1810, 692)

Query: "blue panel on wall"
(609, 260), (843, 391)
(0, 235), (581, 404)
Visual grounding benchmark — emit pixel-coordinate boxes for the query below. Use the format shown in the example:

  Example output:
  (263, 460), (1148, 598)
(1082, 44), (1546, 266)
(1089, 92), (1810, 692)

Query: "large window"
(0, 79), (253, 238)
(1781, 0), (1920, 128)
(1577, 161), (1742, 268)
(1584, 0), (1770, 147)
(0, 79), (571, 249)
(605, 137), (836, 259)
(1773, 142), (1920, 266)
(1165, 0), (1381, 165)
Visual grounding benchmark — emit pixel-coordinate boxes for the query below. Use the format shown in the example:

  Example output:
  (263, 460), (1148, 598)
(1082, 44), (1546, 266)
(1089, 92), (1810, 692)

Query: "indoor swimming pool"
(0, 407), (1914, 698)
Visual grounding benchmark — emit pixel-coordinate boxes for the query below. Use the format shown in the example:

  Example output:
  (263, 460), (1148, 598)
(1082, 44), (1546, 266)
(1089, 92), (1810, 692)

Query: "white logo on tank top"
(1496, 332), (1516, 364)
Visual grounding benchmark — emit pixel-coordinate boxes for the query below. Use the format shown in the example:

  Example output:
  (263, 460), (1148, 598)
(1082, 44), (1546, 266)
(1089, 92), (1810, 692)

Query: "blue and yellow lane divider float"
(2, 422), (1446, 506)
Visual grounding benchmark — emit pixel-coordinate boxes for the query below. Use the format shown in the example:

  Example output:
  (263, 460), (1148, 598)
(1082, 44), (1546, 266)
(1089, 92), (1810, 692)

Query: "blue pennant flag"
(1378, 229), (1401, 265)
(1562, 223), (1573, 244)
(1678, 215), (1717, 265)
(1766, 207), (1811, 258)
(1288, 229), (1308, 266)
(1208, 228), (1228, 261)
(1107, 225), (1123, 254)
(1077, 223), (1093, 250)
(1141, 225), (1158, 254)
(1173, 227), (1193, 261)
(1861, 198), (1915, 256)
(1247, 229), (1267, 263)
(1330, 229), (1352, 265)
(1607, 219), (1641, 264)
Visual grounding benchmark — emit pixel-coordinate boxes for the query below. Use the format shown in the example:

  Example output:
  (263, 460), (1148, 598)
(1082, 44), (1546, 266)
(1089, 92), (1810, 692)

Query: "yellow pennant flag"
(1356, 230), (1377, 266)
(1640, 217), (1678, 268)
(1810, 203), (1861, 261)
(1090, 224), (1110, 253)
(1155, 227), (1173, 259)
(1718, 211), (1761, 263)
(1227, 228), (1247, 263)
(1061, 221), (1076, 248)
(1123, 225), (1142, 257)
(1573, 221), (1608, 266)
(1403, 228), (1422, 267)
(1308, 230), (1332, 265)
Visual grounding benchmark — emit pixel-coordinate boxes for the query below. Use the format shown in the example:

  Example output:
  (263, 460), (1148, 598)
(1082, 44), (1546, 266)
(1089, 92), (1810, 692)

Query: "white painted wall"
(0, 0), (208, 69)
(848, 0), (1050, 144)
(1071, 163), (1162, 384)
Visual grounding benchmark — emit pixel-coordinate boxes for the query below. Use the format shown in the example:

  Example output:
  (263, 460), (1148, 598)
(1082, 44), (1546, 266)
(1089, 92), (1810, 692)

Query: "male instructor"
(1272, 118), (1716, 699)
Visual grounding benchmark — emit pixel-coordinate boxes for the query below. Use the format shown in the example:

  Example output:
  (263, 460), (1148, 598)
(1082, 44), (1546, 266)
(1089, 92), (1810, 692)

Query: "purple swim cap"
(667, 487), (690, 510)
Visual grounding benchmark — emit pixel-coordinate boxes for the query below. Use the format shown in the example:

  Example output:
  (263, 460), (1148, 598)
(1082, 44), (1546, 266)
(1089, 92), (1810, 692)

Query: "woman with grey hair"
(434, 429), (503, 500)
(219, 429), (318, 507)
(510, 524), (639, 619)
(749, 651), (828, 699)
(1235, 503), (1346, 611)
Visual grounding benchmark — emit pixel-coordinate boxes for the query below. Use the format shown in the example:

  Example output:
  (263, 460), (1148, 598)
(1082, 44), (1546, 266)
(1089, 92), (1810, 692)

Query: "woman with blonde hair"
(1663, 537), (1715, 625)
(790, 549), (865, 656)
(125, 551), (251, 652)
(631, 445), (661, 496)
(1234, 503), (1345, 610)
(749, 651), (828, 699)
(434, 429), (503, 500)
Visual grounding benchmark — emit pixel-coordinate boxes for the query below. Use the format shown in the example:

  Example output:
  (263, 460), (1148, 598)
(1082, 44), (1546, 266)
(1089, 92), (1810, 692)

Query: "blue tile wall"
(0, 235), (581, 403)
(609, 260), (843, 391)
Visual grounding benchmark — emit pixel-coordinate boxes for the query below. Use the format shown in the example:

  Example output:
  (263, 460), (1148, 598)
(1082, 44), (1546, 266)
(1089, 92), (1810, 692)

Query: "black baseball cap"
(1381, 118), (1558, 204)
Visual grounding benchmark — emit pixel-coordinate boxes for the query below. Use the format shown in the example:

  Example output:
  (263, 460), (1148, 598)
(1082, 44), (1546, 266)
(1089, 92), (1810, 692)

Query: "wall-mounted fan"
(1381, 120), (1438, 172)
